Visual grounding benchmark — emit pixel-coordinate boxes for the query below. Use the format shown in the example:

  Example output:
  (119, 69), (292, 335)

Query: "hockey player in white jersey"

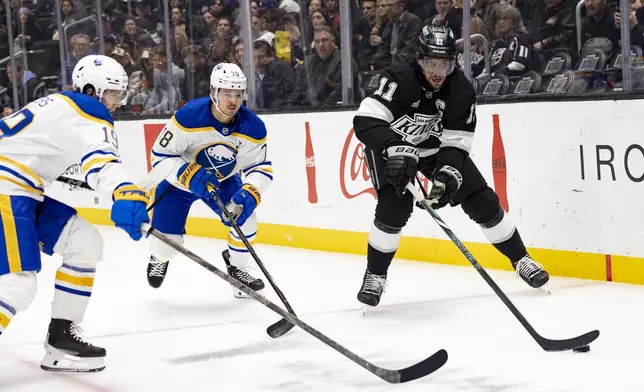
(0, 55), (150, 372)
(146, 63), (273, 298)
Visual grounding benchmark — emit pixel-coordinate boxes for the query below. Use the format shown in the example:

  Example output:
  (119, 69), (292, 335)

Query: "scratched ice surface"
(1, 227), (642, 392)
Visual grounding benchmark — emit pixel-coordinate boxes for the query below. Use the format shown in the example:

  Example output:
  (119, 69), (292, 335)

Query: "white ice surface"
(1, 226), (643, 392)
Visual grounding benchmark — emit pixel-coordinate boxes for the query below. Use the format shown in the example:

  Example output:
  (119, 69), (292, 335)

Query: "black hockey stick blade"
(407, 182), (600, 353)
(208, 185), (296, 339)
(142, 223), (448, 383)
(266, 318), (296, 338)
(537, 330), (600, 352)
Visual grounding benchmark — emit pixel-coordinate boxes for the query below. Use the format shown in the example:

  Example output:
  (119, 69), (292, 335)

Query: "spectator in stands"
(59, 33), (94, 89)
(231, 38), (245, 67)
(111, 45), (137, 76)
(527, 0), (577, 58)
(135, 0), (162, 36)
(172, 29), (189, 68)
(355, 0), (380, 71)
(431, 0), (462, 39)
(206, 34), (232, 74)
(252, 15), (263, 36)
(325, 0), (341, 32)
(286, 26), (357, 107)
(279, 14), (304, 66)
(371, 0), (422, 70)
(614, 0), (644, 46)
(252, 1), (260, 17)
(309, 0), (323, 15)
(171, 7), (186, 35)
(474, 0), (503, 39)
(13, 7), (47, 51)
(253, 31), (296, 109)
(5, 61), (45, 109)
(121, 18), (156, 62)
(487, 5), (531, 77)
(202, 10), (217, 35)
(581, 0), (619, 53)
(216, 16), (234, 38)
(206, 0), (233, 19)
(458, 16), (489, 77)
(181, 44), (210, 101)
(51, 0), (76, 40)
(142, 48), (184, 114)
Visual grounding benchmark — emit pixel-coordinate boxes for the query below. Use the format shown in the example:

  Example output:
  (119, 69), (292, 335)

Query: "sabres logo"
(195, 143), (238, 179)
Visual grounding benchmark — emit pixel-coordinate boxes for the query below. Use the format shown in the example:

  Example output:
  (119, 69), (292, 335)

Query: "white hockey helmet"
(72, 55), (128, 101)
(209, 62), (247, 104)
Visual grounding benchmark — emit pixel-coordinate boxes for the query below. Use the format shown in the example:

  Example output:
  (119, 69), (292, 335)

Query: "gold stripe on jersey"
(0, 196), (22, 273)
(56, 94), (113, 129)
(0, 155), (44, 188)
(0, 175), (44, 195)
(171, 116), (215, 133)
(82, 156), (120, 174)
(232, 132), (266, 144)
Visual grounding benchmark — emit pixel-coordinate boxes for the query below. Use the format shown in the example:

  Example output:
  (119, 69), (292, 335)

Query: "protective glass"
(417, 58), (455, 77)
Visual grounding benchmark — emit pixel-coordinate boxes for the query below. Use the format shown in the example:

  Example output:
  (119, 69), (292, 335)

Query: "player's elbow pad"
(353, 115), (398, 149)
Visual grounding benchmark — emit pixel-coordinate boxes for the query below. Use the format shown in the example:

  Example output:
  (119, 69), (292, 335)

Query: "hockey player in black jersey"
(352, 24), (550, 307)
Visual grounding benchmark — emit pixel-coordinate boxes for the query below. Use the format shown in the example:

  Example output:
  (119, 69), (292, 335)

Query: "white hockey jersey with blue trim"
(150, 97), (273, 194)
(0, 92), (132, 201)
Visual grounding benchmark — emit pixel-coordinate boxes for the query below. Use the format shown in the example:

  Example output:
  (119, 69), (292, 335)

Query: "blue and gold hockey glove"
(225, 184), (260, 227)
(178, 162), (220, 199)
(111, 184), (151, 241)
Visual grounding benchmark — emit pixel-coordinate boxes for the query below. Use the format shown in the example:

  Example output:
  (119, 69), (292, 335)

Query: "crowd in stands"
(1, 0), (644, 118)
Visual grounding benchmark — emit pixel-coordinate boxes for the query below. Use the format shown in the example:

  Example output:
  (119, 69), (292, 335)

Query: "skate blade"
(41, 347), (105, 372)
(232, 288), (263, 299)
(538, 285), (552, 295)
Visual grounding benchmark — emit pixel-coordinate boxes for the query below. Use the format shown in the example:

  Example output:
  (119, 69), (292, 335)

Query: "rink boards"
(45, 99), (644, 285)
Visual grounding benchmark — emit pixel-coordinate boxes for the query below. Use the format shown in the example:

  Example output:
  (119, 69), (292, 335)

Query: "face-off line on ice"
(0, 23), (600, 385)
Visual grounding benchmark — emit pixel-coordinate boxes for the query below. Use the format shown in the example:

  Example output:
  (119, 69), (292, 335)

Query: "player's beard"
(426, 73), (446, 90)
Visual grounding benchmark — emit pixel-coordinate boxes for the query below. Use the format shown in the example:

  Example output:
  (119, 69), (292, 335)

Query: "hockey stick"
(141, 222), (448, 383)
(207, 184), (296, 339)
(408, 179), (599, 352)
(56, 176), (172, 213)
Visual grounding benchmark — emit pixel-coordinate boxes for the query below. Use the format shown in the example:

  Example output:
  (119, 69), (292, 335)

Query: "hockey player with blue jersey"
(146, 63), (273, 298)
(0, 55), (150, 372)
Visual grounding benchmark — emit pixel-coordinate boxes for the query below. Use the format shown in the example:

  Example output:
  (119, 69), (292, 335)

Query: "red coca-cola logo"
(339, 128), (377, 199)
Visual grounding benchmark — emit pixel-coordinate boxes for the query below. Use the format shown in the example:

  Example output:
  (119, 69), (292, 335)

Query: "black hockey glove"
(384, 145), (419, 197)
(426, 165), (463, 209)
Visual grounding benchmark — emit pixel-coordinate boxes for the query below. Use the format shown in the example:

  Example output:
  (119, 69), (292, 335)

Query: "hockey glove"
(178, 162), (220, 199)
(223, 184), (261, 227)
(426, 165), (463, 209)
(384, 145), (419, 197)
(111, 184), (151, 241)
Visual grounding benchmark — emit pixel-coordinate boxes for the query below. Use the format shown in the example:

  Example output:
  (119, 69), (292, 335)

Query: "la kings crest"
(390, 99), (446, 145)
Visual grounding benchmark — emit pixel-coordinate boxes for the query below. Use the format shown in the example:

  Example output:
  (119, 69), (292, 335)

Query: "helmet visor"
(417, 58), (454, 77)
(103, 89), (128, 107)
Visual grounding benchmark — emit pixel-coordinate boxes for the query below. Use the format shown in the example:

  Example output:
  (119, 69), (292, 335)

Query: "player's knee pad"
(227, 213), (257, 270)
(150, 233), (184, 261)
(53, 215), (103, 265)
(374, 186), (414, 229)
(368, 219), (402, 254)
(461, 188), (516, 244)
(0, 271), (38, 312)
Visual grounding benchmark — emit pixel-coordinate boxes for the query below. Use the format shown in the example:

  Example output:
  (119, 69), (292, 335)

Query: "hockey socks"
(0, 298), (16, 335)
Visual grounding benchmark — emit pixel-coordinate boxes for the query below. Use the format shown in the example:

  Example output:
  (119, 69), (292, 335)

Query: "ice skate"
(514, 255), (551, 294)
(40, 319), (106, 372)
(222, 250), (265, 298)
(147, 255), (169, 288)
(357, 271), (387, 307)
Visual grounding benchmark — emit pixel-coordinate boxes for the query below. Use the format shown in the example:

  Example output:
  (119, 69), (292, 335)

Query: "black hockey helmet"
(417, 24), (457, 61)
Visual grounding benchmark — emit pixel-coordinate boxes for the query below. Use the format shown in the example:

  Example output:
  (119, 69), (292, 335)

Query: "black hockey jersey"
(490, 34), (531, 76)
(353, 61), (476, 170)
